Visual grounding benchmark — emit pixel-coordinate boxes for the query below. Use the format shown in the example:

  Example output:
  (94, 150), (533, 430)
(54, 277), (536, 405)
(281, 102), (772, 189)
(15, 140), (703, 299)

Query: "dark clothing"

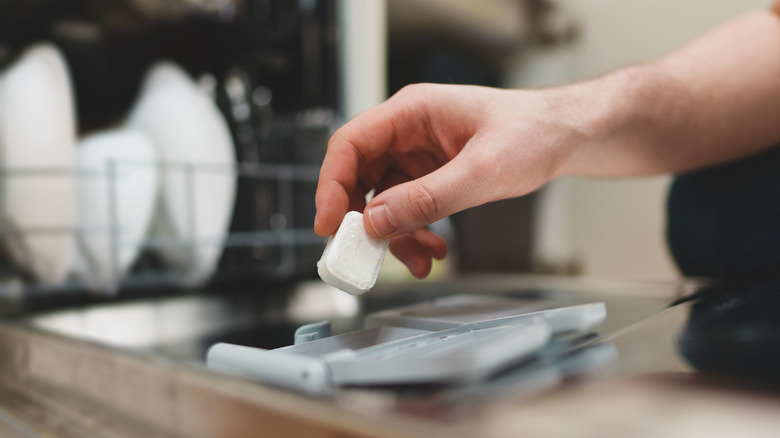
(667, 144), (780, 282)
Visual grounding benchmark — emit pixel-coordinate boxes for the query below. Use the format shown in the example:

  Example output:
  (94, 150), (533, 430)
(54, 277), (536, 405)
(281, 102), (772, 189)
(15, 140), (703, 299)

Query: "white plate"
(0, 44), (76, 285)
(128, 62), (237, 285)
(71, 128), (158, 290)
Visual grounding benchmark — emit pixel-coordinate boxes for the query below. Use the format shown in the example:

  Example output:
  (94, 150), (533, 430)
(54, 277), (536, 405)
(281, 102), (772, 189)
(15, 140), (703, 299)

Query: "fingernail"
(313, 212), (320, 229)
(367, 205), (397, 238)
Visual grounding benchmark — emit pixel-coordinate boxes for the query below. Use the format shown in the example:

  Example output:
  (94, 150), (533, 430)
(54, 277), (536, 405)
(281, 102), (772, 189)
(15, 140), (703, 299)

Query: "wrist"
(540, 73), (624, 178)
(556, 62), (682, 177)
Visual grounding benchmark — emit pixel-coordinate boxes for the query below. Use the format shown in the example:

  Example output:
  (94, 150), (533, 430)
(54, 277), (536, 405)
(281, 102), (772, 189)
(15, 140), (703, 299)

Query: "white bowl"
(127, 62), (237, 285)
(0, 43), (77, 285)
(71, 128), (158, 290)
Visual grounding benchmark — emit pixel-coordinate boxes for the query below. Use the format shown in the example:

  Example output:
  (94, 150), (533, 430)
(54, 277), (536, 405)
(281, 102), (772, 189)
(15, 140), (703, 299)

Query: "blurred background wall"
(507, 0), (772, 278)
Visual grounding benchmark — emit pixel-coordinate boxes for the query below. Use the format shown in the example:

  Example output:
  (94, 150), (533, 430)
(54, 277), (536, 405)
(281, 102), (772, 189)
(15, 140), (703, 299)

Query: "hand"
(319, 9), (780, 279)
(314, 83), (589, 278)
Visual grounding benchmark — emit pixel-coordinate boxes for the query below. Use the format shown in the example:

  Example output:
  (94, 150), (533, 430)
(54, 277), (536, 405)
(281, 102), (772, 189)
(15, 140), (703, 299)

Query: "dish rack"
(0, 120), (332, 298)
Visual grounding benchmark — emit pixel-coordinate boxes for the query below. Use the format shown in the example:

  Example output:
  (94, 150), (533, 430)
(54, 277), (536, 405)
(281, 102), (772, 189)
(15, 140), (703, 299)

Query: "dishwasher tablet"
(317, 211), (390, 295)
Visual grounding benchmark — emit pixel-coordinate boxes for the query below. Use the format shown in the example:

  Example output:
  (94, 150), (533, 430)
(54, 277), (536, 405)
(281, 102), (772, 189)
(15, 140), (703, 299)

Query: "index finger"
(314, 102), (404, 236)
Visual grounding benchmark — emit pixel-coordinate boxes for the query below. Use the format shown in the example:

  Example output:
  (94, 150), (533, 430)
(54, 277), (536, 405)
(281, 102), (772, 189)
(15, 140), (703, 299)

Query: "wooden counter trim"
(0, 322), (450, 438)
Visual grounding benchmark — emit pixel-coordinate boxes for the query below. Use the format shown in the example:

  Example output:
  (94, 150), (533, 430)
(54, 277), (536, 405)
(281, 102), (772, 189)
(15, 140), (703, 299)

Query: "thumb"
(363, 156), (484, 238)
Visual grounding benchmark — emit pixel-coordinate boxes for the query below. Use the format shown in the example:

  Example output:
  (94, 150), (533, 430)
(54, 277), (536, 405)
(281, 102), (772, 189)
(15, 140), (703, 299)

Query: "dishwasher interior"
(16, 278), (676, 367)
(0, 0), (339, 299)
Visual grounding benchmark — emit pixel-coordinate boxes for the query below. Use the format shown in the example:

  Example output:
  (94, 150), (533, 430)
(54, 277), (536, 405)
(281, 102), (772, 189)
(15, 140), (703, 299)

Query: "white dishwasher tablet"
(317, 211), (390, 295)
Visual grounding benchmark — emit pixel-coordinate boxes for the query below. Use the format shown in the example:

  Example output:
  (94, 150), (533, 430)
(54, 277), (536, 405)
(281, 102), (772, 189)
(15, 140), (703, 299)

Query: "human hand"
(314, 83), (590, 278)
(323, 8), (780, 279)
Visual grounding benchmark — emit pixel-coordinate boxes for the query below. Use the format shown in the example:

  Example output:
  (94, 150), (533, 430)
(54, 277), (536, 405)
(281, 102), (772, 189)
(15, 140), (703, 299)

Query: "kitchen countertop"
(0, 275), (778, 437)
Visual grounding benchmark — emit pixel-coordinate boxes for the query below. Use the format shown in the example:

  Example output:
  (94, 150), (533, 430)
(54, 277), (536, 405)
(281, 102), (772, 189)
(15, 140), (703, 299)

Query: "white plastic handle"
(207, 343), (331, 394)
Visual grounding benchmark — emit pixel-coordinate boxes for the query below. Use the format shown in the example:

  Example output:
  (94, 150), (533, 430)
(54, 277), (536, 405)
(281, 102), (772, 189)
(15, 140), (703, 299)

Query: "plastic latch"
(294, 320), (332, 345)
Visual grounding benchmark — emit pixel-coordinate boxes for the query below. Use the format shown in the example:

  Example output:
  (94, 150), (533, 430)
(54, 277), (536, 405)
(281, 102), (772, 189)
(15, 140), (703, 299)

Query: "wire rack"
(0, 150), (328, 299)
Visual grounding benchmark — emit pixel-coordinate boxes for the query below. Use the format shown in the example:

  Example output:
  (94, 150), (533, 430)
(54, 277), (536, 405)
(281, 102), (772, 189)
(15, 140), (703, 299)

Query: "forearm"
(560, 9), (780, 177)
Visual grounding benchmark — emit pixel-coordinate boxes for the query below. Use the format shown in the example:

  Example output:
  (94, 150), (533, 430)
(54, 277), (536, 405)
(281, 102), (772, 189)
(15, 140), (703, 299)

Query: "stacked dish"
(0, 47), (237, 291)
(0, 44), (77, 285)
(71, 128), (158, 290)
(128, 62), (237, 286)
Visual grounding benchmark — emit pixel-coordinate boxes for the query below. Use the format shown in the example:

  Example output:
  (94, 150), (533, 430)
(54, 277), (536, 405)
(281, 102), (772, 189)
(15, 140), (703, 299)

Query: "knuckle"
(327, 127), (346, 150)
(406, 184), (439, 224)
(394, 83), (431, 102)
(327, 129), (366, 166)
(397, 83), (422, 96)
